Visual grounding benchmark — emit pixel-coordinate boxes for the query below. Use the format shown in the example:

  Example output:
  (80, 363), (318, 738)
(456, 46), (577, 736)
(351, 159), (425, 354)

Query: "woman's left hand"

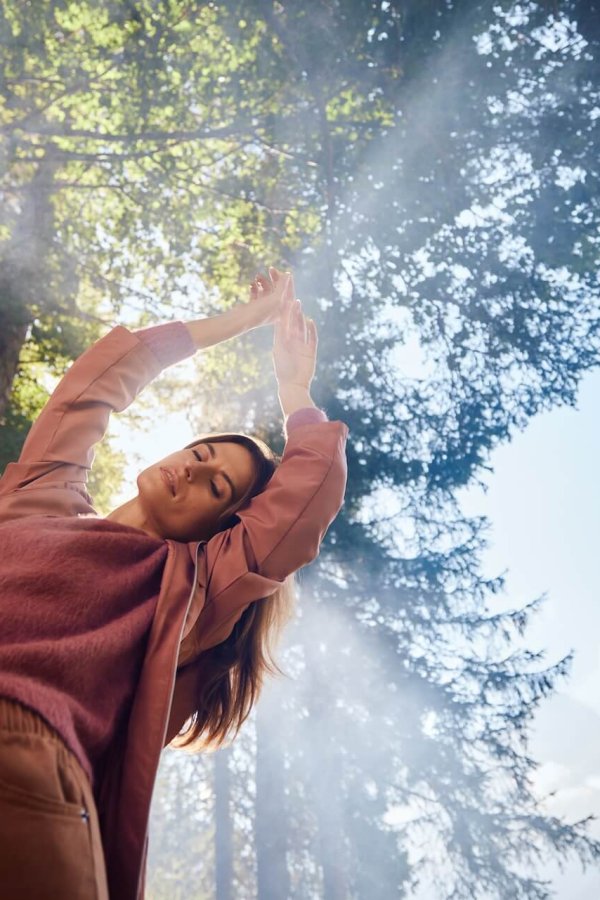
(247, 267), (294, 326)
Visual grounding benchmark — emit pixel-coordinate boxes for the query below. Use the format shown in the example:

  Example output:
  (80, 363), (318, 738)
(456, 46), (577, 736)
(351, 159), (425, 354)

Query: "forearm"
(182, 302), (317, 417)
(180, 308), (314, 420)
(277, 383), (317, 417)
(184, 303), (260, 350)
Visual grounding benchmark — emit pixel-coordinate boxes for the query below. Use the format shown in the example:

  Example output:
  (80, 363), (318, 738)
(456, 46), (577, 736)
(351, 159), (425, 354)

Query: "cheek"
(176, 489), (220, 536)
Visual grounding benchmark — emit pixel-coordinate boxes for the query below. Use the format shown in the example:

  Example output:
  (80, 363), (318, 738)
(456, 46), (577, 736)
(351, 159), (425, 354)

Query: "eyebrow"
(205, 443), (238, 503)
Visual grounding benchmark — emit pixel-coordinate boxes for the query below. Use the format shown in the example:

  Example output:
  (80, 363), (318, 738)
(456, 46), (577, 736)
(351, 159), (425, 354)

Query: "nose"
(185, 456), (222, 482)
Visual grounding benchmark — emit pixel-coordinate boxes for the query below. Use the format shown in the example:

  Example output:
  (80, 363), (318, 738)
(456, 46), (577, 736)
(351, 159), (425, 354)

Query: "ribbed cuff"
(285, 407), (328, 437)
(134, 322), (196, 368)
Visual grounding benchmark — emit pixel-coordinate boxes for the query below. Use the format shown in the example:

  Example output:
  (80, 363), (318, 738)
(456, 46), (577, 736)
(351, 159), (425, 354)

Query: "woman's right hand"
(272, 296), (318, 391)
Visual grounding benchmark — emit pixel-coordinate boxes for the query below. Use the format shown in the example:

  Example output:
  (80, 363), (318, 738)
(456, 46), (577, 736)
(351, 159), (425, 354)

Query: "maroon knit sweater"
(0, 515), (167, 787)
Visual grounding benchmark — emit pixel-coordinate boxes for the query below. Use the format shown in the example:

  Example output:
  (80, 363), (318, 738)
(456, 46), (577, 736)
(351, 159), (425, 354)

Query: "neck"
(105, 496), (160, 539)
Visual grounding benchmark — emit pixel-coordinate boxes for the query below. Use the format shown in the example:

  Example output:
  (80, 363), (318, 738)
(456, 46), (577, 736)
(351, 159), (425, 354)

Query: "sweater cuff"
(285, 407), (328, 437)
(134, 322), (196, 368)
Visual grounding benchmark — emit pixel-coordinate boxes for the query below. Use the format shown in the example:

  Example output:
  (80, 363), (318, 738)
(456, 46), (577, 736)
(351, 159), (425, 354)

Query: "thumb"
(282, 273), (295, 302)
(276, 298), (295, 342)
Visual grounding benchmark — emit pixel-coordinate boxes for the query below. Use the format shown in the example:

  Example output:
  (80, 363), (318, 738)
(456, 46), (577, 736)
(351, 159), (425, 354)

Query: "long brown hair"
(171, 431), (296, 753)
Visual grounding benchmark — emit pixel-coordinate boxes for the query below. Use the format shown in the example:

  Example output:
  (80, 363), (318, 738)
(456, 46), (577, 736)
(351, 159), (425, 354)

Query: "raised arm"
(187, 290), (349, 652)
(0, 272), (292, 498)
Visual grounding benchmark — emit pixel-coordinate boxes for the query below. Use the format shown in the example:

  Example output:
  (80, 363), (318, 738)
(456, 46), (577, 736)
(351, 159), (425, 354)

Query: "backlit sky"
(458, 367), (600, 899)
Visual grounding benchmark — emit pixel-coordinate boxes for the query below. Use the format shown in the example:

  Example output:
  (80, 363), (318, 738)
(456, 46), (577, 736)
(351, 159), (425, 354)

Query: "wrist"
(224, 302), (262, 336)
(277, 382), (316, 416)
(185, 303), (257, 350)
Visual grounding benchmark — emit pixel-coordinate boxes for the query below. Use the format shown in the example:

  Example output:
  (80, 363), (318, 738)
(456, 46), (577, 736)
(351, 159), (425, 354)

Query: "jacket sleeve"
(191, 410), (349, 652)
(0, 323), (196, 496)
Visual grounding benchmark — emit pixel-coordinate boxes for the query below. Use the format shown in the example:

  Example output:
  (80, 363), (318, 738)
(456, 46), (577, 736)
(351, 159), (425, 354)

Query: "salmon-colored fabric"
(0, 322), (349, 899)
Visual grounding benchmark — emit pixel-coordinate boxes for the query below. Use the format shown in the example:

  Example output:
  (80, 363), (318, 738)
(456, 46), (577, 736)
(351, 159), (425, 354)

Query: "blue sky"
(458, 367), (600, 898)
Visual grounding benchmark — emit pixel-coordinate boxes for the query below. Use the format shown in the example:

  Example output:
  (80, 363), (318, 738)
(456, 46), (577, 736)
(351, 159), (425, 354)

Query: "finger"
(291, 298), (301, 328)
(271, 266), (292, 283)
(274, 294), (285, 331)
(257, 274), (271, 293)
(282, 273), (295, 303)
(279, 298), (294, 342)
(287, 299), (296, 341)
(307, 318), (318, 347)
(293, 300), (306, 342)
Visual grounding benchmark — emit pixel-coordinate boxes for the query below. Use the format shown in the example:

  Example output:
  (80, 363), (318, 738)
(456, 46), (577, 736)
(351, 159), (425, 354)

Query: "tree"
(0, 0), (282, 504)
(147, 749), (214, 899)
(4, 1), (600, 896)
(179, 1), (600, 896)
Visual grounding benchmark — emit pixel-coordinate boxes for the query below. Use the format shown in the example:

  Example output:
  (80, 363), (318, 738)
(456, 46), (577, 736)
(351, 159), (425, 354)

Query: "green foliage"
(0, 325), (127, 510)
(87, 431), (127, 515)
(2, 1), (600, 897)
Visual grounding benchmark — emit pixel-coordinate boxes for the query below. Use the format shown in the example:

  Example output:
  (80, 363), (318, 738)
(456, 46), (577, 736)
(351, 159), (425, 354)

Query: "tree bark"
(0, 306), (29, 423)
(255, 686), (291, 900)
(304, 641), (349, 900)
(214, 747), (234, 900)
(0, 146), (60, 422)
(313, 739), (348, 900)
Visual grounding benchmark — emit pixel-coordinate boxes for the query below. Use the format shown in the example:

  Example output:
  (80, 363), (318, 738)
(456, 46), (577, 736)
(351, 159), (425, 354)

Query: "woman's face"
(137, 440), (257, 542)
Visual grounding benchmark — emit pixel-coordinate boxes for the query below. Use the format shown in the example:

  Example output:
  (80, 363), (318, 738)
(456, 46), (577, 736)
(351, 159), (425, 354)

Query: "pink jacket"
(0, 323), (348, 899)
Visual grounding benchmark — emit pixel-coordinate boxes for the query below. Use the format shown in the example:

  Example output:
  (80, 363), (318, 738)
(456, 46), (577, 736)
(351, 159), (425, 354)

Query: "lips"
(160, 467), (177, 497)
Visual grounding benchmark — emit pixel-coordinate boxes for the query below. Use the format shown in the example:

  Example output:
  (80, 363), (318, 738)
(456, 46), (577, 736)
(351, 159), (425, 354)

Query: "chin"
(135, 469), (168, 522)
(137, 465), (160, 496)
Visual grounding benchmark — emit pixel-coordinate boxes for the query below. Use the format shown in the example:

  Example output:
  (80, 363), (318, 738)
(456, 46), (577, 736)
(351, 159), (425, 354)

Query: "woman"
(0, 268), (348, 900)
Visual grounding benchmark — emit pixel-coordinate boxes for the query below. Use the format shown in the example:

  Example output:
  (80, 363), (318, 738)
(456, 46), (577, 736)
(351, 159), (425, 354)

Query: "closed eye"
(192, 448), (221, 499)
(192, 442), (233, 502)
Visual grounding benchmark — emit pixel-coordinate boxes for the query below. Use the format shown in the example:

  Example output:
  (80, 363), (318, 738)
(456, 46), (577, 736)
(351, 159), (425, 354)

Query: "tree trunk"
(255, 685), (291, 900)
(304, 642), (349, 900)
(313, 740), (348, 900)
(214, 747), (234, 900)
(0, 147), (60, 422)
(0, 307), (29, 423)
